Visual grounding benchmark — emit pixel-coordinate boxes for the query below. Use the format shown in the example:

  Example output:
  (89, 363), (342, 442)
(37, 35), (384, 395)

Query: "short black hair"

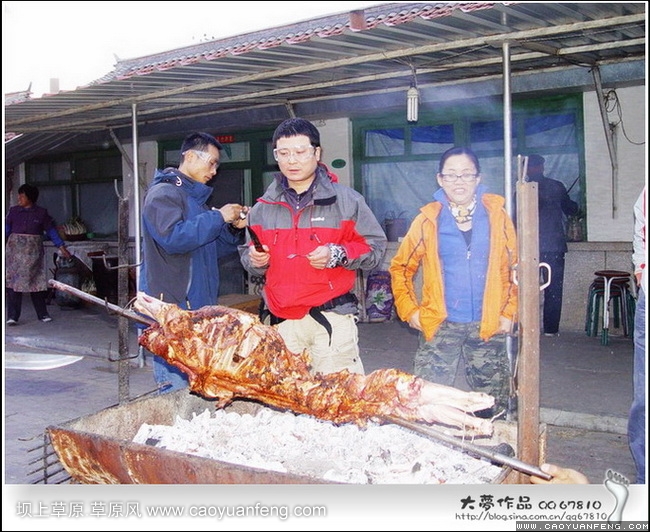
(272, 118), (321, 148)
(18, 183), (39, 203)
(180, 132), (223, 156)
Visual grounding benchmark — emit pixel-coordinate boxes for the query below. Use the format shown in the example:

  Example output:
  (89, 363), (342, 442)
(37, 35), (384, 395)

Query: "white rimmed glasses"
(440, 172), (479, 183)
(273, 145), (315, 163)
(190, 150), (220, 169)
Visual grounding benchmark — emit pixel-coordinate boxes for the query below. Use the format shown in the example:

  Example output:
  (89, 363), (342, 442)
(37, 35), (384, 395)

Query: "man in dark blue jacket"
(525, 154), (580, 336)
(140, 132), (248, 393)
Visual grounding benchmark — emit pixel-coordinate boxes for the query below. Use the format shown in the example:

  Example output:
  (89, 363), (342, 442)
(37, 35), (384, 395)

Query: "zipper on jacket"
(463, 229), (475, 318)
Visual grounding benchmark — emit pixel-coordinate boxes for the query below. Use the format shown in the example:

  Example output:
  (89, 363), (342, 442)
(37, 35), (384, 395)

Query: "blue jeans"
(628, 287), (645, 483)
(152, 354), (189, 394)
(136, 317), (189, 394)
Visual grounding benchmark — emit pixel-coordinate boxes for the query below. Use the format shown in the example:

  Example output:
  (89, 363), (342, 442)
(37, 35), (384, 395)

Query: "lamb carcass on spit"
(134, 292), (494, 436)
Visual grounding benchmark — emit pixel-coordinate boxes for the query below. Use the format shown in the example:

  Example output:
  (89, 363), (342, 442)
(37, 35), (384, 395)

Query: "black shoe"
(6, 318), (18, 326)
(474, 405), (509, 420)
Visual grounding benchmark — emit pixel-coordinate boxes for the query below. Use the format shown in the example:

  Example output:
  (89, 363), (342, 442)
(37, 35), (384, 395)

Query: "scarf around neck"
(448, 196), (477, 224)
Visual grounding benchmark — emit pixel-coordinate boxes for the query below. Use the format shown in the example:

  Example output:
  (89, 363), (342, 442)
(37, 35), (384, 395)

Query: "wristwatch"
(326, 244), (348, 268)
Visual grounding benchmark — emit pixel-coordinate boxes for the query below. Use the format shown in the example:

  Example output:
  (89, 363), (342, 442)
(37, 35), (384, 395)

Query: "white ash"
(133, 408), (503, 484)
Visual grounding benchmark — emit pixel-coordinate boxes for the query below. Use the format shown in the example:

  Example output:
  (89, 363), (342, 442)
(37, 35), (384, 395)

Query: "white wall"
(315, 117), (353, 187)
(584, 85), (646, 242)
(122, 140), (158, 244)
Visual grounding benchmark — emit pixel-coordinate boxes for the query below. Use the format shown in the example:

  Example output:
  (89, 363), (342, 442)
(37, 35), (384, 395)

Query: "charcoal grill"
(47, 390), (545, 484)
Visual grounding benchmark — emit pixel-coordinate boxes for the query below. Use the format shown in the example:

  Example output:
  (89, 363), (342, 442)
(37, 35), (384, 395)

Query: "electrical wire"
(604, 89), (645, 146)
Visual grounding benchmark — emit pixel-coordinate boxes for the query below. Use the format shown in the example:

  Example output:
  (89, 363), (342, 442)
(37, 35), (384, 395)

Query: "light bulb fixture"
(407, 85), (419, 122)
(406, 65), (419, 122)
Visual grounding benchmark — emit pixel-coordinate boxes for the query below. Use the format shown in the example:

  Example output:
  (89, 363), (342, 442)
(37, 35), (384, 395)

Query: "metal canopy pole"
(132, 103), (145, 368)
(132, 103), (142, 290)
(592, 66), (619, 218)
(502, 26), (516, 427)
(503, 39), (513, 217)
(117, 191), (130, 403)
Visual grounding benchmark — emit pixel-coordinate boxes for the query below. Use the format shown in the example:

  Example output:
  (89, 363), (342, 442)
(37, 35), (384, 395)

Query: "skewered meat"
(134, 292), (494, 436)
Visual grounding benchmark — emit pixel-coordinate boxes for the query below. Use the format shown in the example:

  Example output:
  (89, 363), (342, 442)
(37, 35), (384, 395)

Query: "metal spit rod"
(48, 279), (154, 326)
(47, 279), (552, 481)
(383, 415), (552, 481)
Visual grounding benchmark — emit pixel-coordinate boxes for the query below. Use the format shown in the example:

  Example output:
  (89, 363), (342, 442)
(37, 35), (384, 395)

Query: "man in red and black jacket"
(239, 118), (387, 376)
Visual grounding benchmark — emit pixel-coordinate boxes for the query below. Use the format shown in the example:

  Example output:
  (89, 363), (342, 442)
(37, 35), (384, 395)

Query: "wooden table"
(218, 293), (262, 315)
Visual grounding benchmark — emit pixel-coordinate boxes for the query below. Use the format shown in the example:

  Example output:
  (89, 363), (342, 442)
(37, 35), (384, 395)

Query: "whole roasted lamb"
(134, 292), (494, 436)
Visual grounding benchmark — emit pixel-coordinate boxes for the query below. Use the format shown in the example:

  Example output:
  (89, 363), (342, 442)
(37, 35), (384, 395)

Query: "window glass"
(27, 150), (123, 237)
(75, 157), (101, 180)
(78, 182), (119, 236)
(355, 95), (583, 230)
(476, 155), (506, 196)
(525, 114), (576, 148)
(411, 125), (455, 155)
(74, 155), (120, 180)
(265, 142), (276, 166)
(164, 149), (181, 168)
(207, 168), (244, 209)
(365, 129), (405, 156)
(362, 160), (437, 230)
(30, 163), (50, 182)
(52, 161), (72, 181)
(470, 120), (518, 152)
(38, 187), (73, 228)
(219, 142), (250, 163)
(100, 155), (122, 178)
(262, 171), (276, 191)
(541, 154), (581, 205)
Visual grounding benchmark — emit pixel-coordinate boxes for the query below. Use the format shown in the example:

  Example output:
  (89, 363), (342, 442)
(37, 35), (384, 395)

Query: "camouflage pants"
(413, 321), (511, 416)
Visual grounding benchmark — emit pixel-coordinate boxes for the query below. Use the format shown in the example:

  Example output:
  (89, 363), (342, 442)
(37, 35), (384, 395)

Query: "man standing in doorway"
(525, 154), (580, 336)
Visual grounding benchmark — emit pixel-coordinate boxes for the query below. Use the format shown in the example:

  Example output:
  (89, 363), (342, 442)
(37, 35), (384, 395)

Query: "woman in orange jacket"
(389, 147), (518, 418)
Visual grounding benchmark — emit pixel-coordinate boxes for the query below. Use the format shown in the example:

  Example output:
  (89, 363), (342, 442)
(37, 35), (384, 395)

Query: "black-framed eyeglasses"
(440, 173), (479, 183)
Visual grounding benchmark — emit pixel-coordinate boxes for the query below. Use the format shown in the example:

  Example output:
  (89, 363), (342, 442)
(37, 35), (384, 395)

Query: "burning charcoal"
(131, 407), (504, 484)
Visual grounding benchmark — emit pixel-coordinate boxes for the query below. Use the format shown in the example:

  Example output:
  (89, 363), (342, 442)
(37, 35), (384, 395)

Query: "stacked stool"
(585, 270), (636, 345)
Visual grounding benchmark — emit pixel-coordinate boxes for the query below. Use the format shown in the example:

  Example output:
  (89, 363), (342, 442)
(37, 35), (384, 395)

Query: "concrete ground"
(4, 296), (639, 485)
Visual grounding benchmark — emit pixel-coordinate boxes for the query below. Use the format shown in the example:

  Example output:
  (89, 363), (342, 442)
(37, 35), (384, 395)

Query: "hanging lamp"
(407, 66), (419, 122)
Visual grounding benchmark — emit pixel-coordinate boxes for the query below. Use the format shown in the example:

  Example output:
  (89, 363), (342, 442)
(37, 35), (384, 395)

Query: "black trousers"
(6, 288), (49, 321)
(540, 252), (566, 334)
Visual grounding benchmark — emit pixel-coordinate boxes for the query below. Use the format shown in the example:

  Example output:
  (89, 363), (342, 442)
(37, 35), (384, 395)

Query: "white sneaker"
(40, 316), (53, 323)
(6, 318), (18, 326)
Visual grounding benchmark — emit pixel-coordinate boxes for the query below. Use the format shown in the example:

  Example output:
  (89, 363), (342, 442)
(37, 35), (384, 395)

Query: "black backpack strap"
(309, 307), (333, 346)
